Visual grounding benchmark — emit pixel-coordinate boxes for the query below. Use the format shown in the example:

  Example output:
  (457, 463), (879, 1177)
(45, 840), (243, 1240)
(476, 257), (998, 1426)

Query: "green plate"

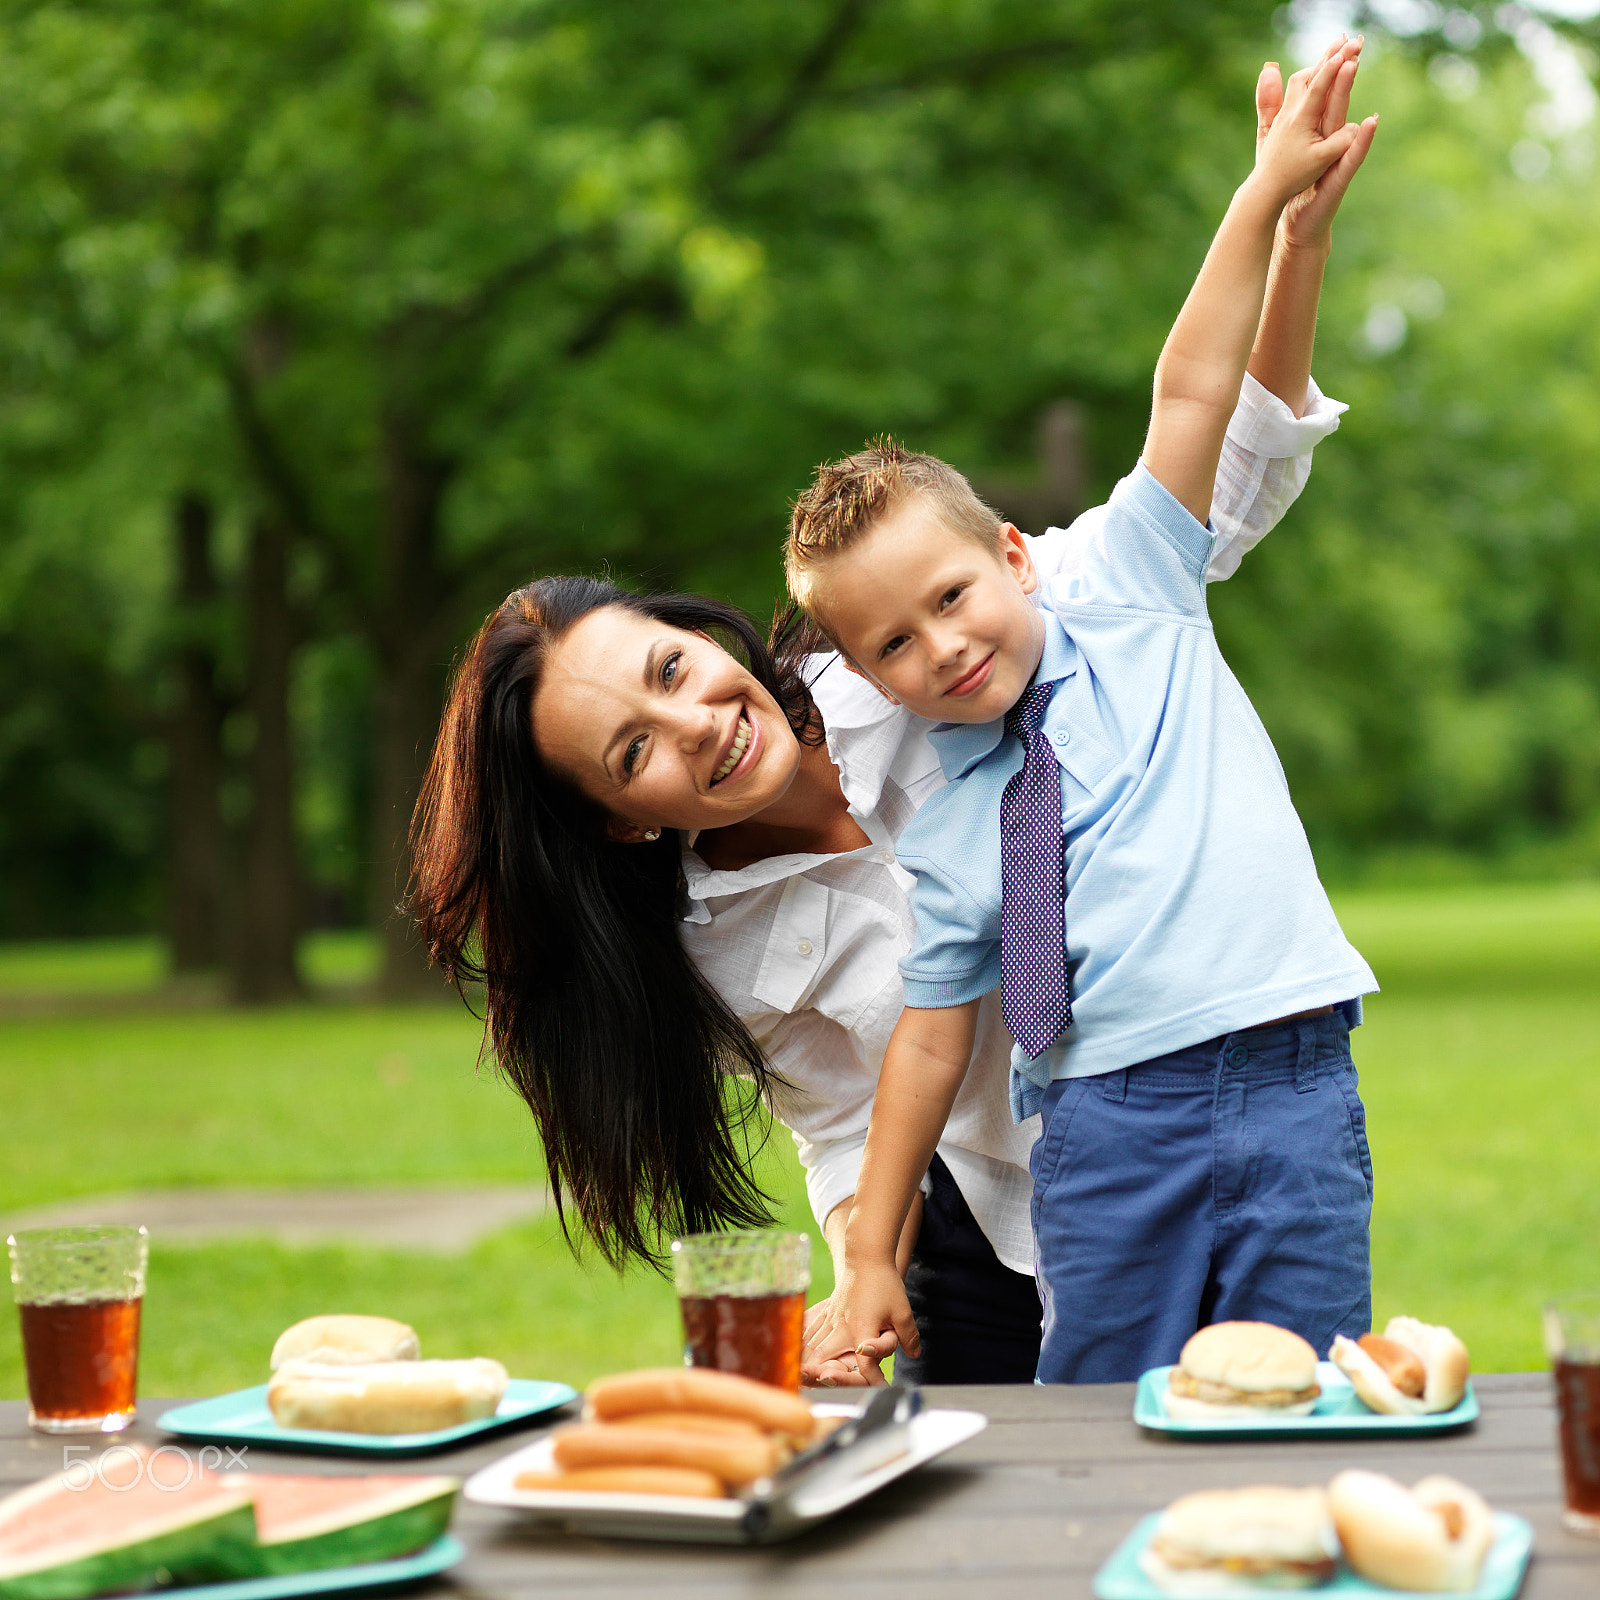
(159, 1379), (577, 1457)
(1134, 1361), (1478, 1437)
(1093, 1511), (1532, 1599)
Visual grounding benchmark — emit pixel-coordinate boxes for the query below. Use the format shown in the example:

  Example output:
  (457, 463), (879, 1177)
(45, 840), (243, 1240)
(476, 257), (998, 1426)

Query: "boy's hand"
(801, 1295), (889, 1387)
(1257, 39), (1379, 251)
(1248, 37), (1366, 215)
(803, 1259), (919, 1383)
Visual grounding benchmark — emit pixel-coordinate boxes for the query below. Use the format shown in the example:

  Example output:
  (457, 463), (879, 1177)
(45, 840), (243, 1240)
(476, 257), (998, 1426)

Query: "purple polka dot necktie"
(1000, 679), (1071, 1058)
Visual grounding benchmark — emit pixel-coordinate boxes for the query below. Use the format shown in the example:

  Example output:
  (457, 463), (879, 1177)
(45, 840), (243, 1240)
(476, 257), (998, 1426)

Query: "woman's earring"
(643, 828), (661, 842)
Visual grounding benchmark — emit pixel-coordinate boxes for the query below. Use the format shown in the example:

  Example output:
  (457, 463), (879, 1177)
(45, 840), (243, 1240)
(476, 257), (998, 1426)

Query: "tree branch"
(727, 0), (873, 166)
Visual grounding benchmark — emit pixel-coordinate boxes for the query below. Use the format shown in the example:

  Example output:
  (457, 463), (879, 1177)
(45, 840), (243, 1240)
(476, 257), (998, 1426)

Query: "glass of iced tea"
(671, 1229), (810, 1391)
(1545, 1289), (1600, 1537)
(8, 1224), (148, 1434)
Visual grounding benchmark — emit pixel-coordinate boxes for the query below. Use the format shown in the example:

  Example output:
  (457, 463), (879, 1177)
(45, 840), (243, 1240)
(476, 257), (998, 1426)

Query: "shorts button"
(796, 939), (813, 957)
(1228, 1044), (1249, 1069)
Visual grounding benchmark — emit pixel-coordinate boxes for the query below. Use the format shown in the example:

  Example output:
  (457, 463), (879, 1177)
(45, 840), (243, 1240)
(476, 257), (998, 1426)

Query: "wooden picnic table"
(2, 1375), (1596, 1598)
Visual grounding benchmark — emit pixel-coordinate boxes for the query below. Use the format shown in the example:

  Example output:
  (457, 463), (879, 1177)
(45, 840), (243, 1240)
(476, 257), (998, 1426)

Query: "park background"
(3, 0), (1599, 1397)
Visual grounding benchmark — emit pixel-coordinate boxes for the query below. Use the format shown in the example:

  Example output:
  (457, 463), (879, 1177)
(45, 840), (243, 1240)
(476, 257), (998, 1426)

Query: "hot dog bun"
(585, 1367), (813, 1436)
(1329, 1335), (1426, 1417)
(1329, 1318), (1469, 1416)
(267, 1357), (508, 1434)
(513, 1466), (724, 1498)
(269, 1315), (420, 1371)
(1329, 1470), (1494, 1591)
(551, 1421), (779, 1486)
(1384, 1317), (1471, 1413)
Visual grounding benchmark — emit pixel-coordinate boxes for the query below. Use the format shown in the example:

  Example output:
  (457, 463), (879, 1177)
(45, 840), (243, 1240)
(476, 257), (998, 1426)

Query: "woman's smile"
(710, 709), (757, 786)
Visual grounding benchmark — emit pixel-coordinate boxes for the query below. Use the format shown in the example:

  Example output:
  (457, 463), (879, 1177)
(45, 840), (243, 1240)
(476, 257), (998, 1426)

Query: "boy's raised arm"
(1145, 40), (1375, 523)
(1248, 48), (1376, 416)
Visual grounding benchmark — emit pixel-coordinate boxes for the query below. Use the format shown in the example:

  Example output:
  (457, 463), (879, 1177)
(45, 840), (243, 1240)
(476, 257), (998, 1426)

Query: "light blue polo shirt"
(895, 463), (1378, 1122)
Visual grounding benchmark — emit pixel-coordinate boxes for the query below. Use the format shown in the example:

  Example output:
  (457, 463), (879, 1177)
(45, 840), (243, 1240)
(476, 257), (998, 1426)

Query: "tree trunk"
(232, 511), (304, 1003)
(166, 493), (226, 972)
(371, 415), (457, 1000)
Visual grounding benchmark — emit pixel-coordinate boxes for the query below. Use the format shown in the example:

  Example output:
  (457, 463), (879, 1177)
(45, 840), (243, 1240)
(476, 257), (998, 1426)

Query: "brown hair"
(409, 575), (818, 1269)
(784, 437), (1003, 615)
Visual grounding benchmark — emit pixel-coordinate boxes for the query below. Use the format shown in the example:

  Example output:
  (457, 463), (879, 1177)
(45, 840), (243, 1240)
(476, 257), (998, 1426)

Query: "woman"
(409, 374), (1343, 1384)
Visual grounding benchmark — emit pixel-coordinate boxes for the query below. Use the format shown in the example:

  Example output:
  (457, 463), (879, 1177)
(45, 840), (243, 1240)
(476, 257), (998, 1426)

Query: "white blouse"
(681, 375), (1346, 1276)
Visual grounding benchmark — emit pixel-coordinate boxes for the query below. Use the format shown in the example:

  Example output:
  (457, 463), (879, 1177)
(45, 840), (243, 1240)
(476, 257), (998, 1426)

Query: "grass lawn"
(1, 880), (1597, 1398)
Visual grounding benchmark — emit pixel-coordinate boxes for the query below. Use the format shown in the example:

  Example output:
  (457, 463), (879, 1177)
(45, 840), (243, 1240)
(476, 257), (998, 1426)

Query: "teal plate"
(1133, 1362), (1479, 1437)
(1094, 1511), (1533, 1599)
(160, 1379), (578, 1457)
(164, 1535), (464, 1600)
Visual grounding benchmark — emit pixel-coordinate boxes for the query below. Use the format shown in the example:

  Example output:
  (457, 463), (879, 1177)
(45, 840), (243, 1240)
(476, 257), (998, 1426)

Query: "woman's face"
(531, 606), (803, 838)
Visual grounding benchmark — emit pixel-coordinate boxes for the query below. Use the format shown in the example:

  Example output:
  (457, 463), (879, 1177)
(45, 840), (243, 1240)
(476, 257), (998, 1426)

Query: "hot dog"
(1329, 1317), (1470, 1416)
(1329, 1470), (1494, 1591)
(551, 1422), (779, 1486)
(1357, 1335), (1425, 1398)
(609, 1411), (767, 1439)
(513, 1465), (724, 1499)
(585, 1368), (813, 1436)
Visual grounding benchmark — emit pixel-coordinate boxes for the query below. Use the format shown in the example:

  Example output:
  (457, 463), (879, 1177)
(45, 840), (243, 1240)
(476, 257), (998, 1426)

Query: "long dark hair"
(409, 576), (820, 1268)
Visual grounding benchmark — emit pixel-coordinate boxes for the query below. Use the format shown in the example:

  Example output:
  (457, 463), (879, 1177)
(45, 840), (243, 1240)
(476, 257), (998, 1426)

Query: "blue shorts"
(1030, 1011), (1373, 1384)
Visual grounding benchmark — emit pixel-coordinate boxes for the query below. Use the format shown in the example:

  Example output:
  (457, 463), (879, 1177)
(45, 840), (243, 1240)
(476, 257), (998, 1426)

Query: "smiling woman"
(408, 577), (843, 1268)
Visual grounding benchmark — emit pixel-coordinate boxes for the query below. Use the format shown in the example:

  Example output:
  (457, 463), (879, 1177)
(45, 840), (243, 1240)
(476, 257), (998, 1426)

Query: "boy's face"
(815, 494), (1046, 724)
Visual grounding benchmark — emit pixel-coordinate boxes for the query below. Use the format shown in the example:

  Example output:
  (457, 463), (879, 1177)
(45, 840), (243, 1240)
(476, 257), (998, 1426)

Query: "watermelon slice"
(0, 1449), (256, 1600)
(226, 1474), (459, 1578)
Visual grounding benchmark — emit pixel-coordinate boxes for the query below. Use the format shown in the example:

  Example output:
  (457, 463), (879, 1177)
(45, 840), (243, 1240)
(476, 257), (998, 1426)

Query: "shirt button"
(880, 849), (895, 865)
(1052, 730), (1071, 746)
(796, 940), (814, 957)
(1228, 1044), (1249, 1069)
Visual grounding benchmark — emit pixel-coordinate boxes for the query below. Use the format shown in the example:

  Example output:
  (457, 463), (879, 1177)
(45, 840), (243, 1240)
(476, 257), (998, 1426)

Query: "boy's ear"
(841, 656), (901, 706)
(999, 523), (1040, 595)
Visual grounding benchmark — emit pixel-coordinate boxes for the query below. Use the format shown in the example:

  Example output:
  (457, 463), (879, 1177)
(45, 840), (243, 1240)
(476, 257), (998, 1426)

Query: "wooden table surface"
(3, 1376), (1596, 1598)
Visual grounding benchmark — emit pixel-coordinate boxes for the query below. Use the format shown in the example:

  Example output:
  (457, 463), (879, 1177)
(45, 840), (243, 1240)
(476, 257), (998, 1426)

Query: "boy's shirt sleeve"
(1208, 373), (1346, 581)
(895, 773), (1005, 1010)
(1051, 463), (1215, 621)
(1027, 371), (1344, 585)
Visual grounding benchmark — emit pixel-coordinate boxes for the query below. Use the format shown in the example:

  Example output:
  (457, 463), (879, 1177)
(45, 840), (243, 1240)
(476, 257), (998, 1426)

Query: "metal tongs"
(739, 1384), (923, 1539)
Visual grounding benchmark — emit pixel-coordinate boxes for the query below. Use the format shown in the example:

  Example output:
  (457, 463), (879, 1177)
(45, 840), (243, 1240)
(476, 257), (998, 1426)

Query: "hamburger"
(1139, 1486), (1338, 1592)
(1164, 1322), (1322, 1419)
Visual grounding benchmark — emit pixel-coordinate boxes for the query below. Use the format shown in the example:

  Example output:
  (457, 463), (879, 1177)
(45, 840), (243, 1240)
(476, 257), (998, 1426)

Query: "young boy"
(789, 42), (1381, 1383)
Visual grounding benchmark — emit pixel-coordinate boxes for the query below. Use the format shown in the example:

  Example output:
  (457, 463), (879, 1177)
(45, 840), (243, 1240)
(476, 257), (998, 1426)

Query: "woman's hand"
(801, 1296), (892, 1387)
(805, 1258), (920, 1388)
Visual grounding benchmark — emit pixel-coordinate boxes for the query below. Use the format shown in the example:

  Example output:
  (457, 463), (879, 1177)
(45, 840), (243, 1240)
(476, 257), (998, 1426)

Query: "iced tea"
(1545, 1289), (1600, 1537)
(19, 1297), (142, 1430)
(670, 1229), (810, 1391)
(680, 1290), (805, 1391)
(8, 1225), (148, 1434)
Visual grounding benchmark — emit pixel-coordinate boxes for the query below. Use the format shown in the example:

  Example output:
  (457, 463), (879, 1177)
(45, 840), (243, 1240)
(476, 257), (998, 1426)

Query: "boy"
(790, 42), (1380, 1383)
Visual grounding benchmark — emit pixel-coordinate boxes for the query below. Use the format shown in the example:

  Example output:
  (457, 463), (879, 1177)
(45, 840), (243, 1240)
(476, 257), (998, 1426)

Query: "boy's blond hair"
(785, 438), (1004, 619)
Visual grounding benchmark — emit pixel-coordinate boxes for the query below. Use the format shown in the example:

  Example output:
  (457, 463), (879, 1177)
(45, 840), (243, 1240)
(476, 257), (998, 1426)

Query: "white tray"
(462, 1404), (987, 1544)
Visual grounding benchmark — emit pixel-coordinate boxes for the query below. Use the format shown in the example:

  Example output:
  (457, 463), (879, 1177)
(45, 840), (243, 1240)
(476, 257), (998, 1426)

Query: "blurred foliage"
(1, 1), (1599, 937)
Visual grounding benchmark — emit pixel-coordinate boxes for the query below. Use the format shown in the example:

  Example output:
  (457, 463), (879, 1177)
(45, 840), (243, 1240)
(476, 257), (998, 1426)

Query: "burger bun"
(1139, 1485), (1337, 1592)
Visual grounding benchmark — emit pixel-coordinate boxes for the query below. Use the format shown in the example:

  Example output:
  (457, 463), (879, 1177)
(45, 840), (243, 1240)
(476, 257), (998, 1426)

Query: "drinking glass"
(8, 1225), (148, 1434)
(1544, 1289), (1600, 1536)
(670, 1230), (811, 1391)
